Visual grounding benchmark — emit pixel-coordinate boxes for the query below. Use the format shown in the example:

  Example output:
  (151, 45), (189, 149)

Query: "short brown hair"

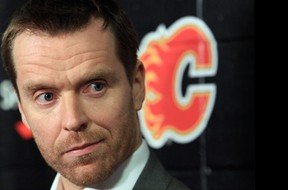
(1, 0), (138, 93)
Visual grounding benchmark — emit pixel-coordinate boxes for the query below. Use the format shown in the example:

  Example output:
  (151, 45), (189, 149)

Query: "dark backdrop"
(0, 0), (255, 189)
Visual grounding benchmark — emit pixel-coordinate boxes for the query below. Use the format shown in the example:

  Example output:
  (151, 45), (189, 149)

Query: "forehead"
(12, 19), (115, 65)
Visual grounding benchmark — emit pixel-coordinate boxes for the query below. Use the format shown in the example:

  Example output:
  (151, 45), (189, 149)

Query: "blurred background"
(0, 0), (255, 189)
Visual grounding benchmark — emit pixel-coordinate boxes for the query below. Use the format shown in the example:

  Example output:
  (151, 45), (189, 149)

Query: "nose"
(61, 93), (88, 132)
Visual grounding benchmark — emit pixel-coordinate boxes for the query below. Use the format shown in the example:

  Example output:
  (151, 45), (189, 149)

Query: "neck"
(59, 175), (83, 190)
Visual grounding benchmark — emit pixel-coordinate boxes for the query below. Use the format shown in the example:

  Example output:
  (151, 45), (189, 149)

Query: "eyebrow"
(23, 82), (52, 92)
(78, 69), (119, 87)
(22, 82), (56, 98)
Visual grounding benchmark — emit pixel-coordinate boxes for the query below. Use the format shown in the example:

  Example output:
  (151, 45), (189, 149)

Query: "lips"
(67, 142), (96, 152)
(64, 140), (103, 157)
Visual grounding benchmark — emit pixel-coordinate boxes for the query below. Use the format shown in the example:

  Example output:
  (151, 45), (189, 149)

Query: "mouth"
(64, 140), (103, 157)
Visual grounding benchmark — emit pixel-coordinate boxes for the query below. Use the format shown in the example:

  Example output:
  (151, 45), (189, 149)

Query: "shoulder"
(133, 150), (191, 190)
(167, 177), (191, 190)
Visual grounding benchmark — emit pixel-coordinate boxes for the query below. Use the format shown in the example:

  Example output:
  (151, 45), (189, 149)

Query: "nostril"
(78, 123), (88, 131)
(65, 122), (88, 132)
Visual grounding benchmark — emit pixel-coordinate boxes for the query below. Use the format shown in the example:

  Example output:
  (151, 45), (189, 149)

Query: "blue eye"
(36, 92), (56, 105)
(37, 92), (54, 102)
(92, 83), (105, 92)
(82, 81), (107, 97)
(43, 93), (54, 101)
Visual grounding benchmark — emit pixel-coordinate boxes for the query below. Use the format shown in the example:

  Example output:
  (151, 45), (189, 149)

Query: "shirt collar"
(50, 140), (150, 190)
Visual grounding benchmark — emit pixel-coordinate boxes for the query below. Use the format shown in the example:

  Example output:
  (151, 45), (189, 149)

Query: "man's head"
(1, 0), (145, 188)
(1, 0), (139, 94)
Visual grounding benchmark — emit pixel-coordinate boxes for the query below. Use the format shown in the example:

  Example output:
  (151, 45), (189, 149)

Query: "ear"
(132, 60), (146, 111)
(18, 102), (31, 130)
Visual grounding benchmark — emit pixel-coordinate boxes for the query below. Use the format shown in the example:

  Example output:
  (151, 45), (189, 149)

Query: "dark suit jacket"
(133, 151), (191, 190)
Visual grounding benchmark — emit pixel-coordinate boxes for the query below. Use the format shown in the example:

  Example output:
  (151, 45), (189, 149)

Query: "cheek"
(87, 94), (135, 132)
(33, 130), (54, 152)
(30, 123), (59, 152)
(23, 109), (61, 147)
(87, 103), (124, 129)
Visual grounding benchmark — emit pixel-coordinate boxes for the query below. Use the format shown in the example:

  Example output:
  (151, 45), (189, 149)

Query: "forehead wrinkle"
(31, 40), (109, 60)
(17, 50), (109, 73)
(20, 48), (107, 62)
(14, 29), (113, 71)
(62, 50), (109, 71)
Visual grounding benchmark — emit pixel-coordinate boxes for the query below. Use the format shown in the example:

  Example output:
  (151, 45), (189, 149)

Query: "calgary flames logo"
(139, 16), (218, 148)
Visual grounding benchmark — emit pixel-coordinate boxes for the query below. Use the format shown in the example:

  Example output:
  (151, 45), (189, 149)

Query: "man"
(1, 0), (191, 189)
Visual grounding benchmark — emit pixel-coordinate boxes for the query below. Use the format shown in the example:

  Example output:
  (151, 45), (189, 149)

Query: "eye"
(36, 92), (56, 105)
(83, 81), (107, 97)
(91, 83), (105, 92)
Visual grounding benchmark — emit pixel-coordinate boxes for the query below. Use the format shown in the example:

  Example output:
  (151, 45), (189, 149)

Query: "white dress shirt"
(50, 140), (150, 190)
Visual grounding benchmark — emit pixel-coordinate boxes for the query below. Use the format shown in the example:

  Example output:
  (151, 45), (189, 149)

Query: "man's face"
(13, 19), (145, 187)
